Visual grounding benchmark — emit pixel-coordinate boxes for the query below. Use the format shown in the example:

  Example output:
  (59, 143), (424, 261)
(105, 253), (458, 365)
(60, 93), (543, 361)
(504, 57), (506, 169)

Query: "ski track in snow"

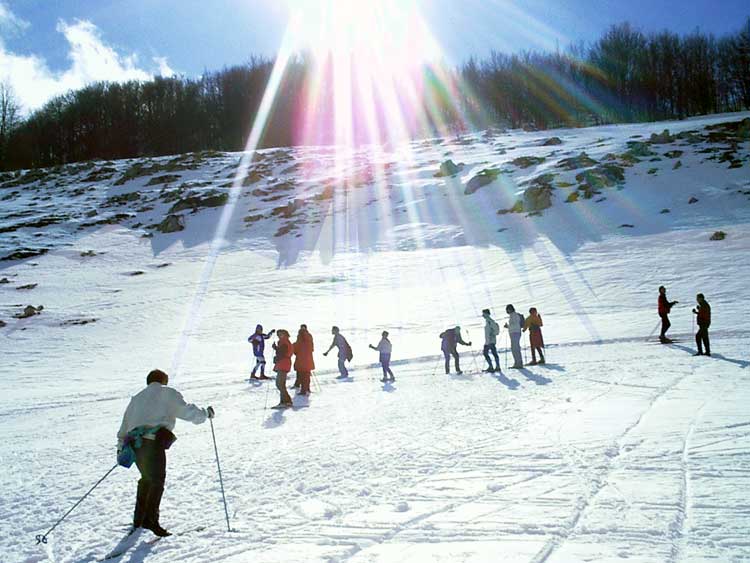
(1, 112), (750, 562)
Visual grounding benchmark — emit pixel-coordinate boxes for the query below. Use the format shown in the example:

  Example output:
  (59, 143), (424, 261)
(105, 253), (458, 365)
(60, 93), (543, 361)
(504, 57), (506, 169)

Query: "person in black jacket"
(692, 293), (711, 356)
(658, 286), (678, 343)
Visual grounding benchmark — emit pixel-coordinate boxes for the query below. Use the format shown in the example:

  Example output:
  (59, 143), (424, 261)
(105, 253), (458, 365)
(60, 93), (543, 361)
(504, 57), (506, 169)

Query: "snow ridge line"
(530, 368), (695, 563)
(667, 401), (705, 563)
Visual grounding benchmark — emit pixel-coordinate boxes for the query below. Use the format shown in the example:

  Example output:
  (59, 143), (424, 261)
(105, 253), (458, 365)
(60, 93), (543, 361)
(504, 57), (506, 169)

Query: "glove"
(270, 329), (276, 334)
(207, 406), (215, 419)
(468, 341), (472, 346)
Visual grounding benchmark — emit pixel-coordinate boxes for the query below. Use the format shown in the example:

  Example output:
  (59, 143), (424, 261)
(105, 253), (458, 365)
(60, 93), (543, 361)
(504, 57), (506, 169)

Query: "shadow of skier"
(516, 368), (552, 385)
(669, 343), (749, 368)
(493, 371), (520, 390)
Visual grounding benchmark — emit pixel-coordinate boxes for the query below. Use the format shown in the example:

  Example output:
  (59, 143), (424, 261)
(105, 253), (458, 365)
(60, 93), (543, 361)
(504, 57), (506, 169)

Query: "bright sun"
(279, 0), (453, 148)
(287, 0), (440, 69)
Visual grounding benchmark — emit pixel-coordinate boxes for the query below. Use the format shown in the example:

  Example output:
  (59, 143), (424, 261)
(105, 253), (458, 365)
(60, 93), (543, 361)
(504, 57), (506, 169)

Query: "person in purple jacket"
(248, 324), (275, 380)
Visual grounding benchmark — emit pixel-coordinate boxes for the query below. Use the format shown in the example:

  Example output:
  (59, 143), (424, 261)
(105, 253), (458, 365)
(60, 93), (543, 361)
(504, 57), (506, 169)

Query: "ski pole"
(263, 376), (271, 410)
(504, 332), (508, 370)
(312, 371), (321, 393)
(432, 355), (443, 376)
(464, 331), (481, 374)
(209, 417), (231, 533)
(36, 463), (118, 545)
(646, 318), (661, 341)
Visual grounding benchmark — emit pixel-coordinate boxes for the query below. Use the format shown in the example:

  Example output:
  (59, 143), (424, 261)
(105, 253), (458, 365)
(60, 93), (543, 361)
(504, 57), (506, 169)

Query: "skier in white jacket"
(504, 304), (524, 369)
(482, 309), (501, 373)
(117, 369), (214, 537)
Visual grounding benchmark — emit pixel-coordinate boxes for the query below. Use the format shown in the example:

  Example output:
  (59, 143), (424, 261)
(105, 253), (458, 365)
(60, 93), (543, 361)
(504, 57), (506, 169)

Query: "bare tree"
(0, 80), (21, 166)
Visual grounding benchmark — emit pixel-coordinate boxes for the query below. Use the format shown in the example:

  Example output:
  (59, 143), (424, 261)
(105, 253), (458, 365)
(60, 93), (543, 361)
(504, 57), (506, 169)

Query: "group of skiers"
(440, 304), (546, 374)
(247, 304), (547, 407)
(657, 287), (712, 356)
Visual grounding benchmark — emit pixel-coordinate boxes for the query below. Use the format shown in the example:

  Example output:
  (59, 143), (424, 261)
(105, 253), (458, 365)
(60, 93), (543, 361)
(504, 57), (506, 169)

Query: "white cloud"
(0, 2), (29, 33)
(153, 56), (175, 78)
(0, 13), (175, 113)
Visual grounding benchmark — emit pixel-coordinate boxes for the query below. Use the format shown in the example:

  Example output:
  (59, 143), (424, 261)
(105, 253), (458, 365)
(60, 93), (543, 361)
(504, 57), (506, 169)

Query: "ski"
(99, 528), (144, 561)
(99, 526), (206, 561)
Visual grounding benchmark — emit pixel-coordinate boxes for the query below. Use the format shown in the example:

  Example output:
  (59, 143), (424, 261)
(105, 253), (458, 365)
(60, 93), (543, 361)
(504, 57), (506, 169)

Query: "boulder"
(710, 231), (726, 241)
(168, 191), (228, 213)
(558, 152), (597, 170)
(0, 319), (5, 327)
(649, 129), (673, 144)
(625, 141), (655, 158)
(1, 248), (49, 261)
(688, 196), (699, 204)
(575, 164), (625, 190)
(541, 137), (563, 146)
(510, 156), (545, 169)
(434, 160), (463, 177)
(523, 186), (553, 212)
(15, 305), (43, 319)
(145, 174), (181, 186)
(465, 168), (501, 195)
(155, 214), (185, 233)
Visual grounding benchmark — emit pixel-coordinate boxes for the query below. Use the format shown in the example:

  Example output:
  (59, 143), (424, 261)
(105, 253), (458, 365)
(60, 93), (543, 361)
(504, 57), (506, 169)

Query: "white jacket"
(484, 317), (499, 345)
(507, 312), (523, 334)
(117, 382), (208, 445)
(375, 337), (392, 355)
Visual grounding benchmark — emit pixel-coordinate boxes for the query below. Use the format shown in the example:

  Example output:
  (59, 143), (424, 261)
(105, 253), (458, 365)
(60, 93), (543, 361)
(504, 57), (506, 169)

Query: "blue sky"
(1, 0), (748, 111)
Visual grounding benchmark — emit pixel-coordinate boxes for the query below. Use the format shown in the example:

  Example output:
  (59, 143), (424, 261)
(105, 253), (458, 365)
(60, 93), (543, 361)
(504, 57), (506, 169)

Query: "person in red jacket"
(692, 293), (711, 356)
(272, 329), (294, 408)
(293, 324), (315, 396)
(658, 286), (678, 343)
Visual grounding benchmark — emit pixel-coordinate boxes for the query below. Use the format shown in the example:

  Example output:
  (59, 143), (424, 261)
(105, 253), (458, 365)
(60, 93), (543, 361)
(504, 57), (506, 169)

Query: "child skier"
(248, 324), (275, 380)
(272, 329), (294, 408)
(523, 307), (545, 365)
(369, 330), (395, 382)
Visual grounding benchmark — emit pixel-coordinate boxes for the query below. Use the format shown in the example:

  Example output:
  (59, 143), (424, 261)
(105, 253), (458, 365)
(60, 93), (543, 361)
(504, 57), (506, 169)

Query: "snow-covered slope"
(1, 113), (749, 563)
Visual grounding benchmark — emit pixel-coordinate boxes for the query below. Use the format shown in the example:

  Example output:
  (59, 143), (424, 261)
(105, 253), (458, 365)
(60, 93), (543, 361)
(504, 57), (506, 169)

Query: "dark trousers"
(134, 439), (167, 528)
(530, 346), (545, 363)
(696, 324), (710, 355)
(380, 354), (394, 380)
(660, 314), (671, 339)
(443, 349), (460, 374)
(297, 371), (311, 394)
(276, 371), (292, 404)
(483, 344), (500, 370)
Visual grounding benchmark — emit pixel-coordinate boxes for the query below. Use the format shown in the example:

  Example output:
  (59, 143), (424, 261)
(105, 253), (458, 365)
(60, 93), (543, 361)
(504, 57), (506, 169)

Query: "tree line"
(1, 19), (748, 171)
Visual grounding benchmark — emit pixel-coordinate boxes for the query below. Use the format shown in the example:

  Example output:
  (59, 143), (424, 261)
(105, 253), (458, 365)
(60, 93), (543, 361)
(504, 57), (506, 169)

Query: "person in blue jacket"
(248, 324), (275, 379)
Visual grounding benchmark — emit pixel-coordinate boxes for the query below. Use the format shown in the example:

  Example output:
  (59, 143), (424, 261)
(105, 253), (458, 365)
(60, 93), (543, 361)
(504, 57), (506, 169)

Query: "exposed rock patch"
(154, 214), (185, 233)
(465, 168), (501, 194)
(15, 305), (43, 319)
